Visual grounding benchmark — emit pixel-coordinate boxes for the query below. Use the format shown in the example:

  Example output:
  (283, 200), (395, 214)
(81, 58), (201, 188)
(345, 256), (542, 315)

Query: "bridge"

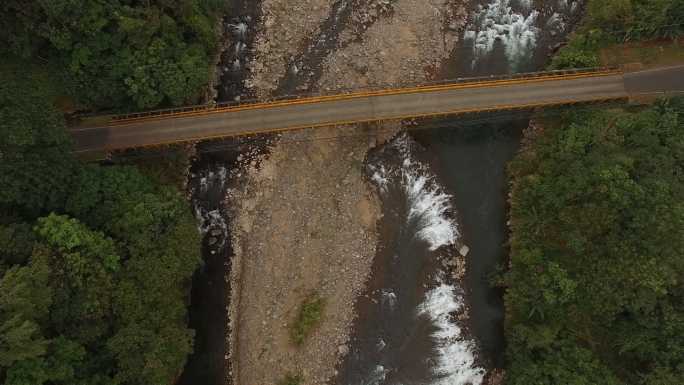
(70, 65), (684, 154)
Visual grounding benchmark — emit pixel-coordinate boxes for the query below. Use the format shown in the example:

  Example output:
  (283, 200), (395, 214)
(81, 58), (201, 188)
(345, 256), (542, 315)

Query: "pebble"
(222, 0), (472, 383)
(337, 344), (349, 356)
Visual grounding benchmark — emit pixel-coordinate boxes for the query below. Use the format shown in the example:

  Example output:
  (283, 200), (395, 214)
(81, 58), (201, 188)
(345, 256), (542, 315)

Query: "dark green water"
(413, 117), (528, 366)
(337, 0), (583, 381)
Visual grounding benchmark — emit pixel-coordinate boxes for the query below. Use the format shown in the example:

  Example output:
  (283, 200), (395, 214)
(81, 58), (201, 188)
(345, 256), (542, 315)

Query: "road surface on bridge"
(70, 65), (684, 153)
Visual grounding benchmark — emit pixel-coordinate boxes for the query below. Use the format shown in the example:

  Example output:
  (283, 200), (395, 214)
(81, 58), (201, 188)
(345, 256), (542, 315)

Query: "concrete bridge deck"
(70, 65), (684, 154)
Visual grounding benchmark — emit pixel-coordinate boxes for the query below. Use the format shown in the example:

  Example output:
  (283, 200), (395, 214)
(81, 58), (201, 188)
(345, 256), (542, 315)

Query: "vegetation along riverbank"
(550, 0), (683, 69)
(504, 1), (684, 383)
(0, 65), (202, 385)
(505, 97), (684, 384)
(1, 0), (225, 112)
(0, 1), (225, 384)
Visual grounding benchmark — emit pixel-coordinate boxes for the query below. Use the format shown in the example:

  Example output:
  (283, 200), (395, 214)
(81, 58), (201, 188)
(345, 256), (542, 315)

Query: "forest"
(505, 99), (684, 384)
(0, 64), (202, 385)
(0, 0), (223, 111)
(0, 1), (219, 384)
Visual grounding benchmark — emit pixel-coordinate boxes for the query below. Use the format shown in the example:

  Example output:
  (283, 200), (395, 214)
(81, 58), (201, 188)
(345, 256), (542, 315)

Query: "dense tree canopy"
(0, 67), (77, 215)
(0, 0), (223, 110)
(505, 100), (684, 384)
(0, 68), (202, 384)
(1, 0), (216, 381)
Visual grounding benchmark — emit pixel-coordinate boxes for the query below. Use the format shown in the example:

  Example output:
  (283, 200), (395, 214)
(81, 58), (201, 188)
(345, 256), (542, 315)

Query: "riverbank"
(228, 126), (380, 385)
(179, 0), (263, 383)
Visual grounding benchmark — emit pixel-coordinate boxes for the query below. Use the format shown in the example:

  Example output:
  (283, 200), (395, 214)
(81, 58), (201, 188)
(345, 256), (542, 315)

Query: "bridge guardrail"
(101, 66), (620, 123)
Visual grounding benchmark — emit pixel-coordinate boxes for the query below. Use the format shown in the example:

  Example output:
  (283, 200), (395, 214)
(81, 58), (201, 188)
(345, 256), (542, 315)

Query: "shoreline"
(182, 0), (266, 383)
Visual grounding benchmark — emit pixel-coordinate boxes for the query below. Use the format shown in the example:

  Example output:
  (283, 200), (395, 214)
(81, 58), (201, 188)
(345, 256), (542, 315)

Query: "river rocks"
(248, 0), (334, 97)
(319, 0), (468, 92)
(229, 126), (381, 385)
(460, 245), (470, 257)
(229, 0), (480, 384)
(338, 344), (349, 356)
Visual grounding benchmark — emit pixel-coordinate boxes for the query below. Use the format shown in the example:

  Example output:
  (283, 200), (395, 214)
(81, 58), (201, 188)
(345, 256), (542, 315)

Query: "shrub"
(290, 295), (325, 345)
(279, 373), (304, 385)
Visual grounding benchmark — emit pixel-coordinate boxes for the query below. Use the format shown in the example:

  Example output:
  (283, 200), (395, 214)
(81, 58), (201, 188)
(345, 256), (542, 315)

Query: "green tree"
(0, 255), (51, 369)
(1, 3), (211, 381)
(0, 68), (76, 215)
(35, 214), (120, 345)
(551, 0), (684, 69)
(507, 339), (620, 385)
(0, 223), (35, 267)
(4, 337), (86, 385)
(107, 193), (200, 385)
(0, 0), (222, 110)
(505, 101), (684, 384)
(63, 165), (201, 384)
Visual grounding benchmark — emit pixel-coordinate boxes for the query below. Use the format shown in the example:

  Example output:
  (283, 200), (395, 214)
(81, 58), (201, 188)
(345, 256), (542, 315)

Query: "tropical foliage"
(0, 0), (224, 110)
(505, 99), (684, 384)
(0, 61), (201, 385)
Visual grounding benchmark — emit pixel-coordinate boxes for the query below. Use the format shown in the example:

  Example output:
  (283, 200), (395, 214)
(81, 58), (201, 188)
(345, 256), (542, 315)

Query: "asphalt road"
(70, 66), (684, 153)
(624, 65), (684, 94)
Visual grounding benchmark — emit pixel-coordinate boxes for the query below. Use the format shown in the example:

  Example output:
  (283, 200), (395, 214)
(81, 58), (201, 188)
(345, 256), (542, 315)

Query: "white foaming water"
(371, 164), (389, 191)
(464, 0), (540, 69)
(199, 166), (227, 193)
(405, 172), (458, 251)
(232, 58), (242, 72)
(518, 0), (533, 10)
(229, 22), (247, 38)
(556, 0), (580, 16)
(381, 290), (398, 311)
(193, 166), (229, 248)
(368, 134), (459, 251)
(417, 285), (485, 385)
(194, 207), (227, 235)
(235, 41), (246, 56)
(361, 365), (388, 385)
(546, 12), (567, 35)
(361, 135), (483, 385)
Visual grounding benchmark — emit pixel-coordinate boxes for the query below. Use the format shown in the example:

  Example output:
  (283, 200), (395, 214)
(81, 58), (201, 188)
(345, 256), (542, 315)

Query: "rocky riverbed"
(216, 0), (585, 384)
(227, 0), (474, 384)
(228, 126), (380, 385)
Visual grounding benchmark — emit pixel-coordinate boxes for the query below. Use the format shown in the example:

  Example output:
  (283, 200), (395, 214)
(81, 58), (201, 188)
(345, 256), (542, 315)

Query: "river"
(178, 0), (259, 383)
(179, 0), (581, 384)
(336, 1), (581, 384)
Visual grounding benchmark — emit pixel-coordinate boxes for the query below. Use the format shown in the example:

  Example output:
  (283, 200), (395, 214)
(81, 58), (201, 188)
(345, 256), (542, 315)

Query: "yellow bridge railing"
(104, 67), (621, 125)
